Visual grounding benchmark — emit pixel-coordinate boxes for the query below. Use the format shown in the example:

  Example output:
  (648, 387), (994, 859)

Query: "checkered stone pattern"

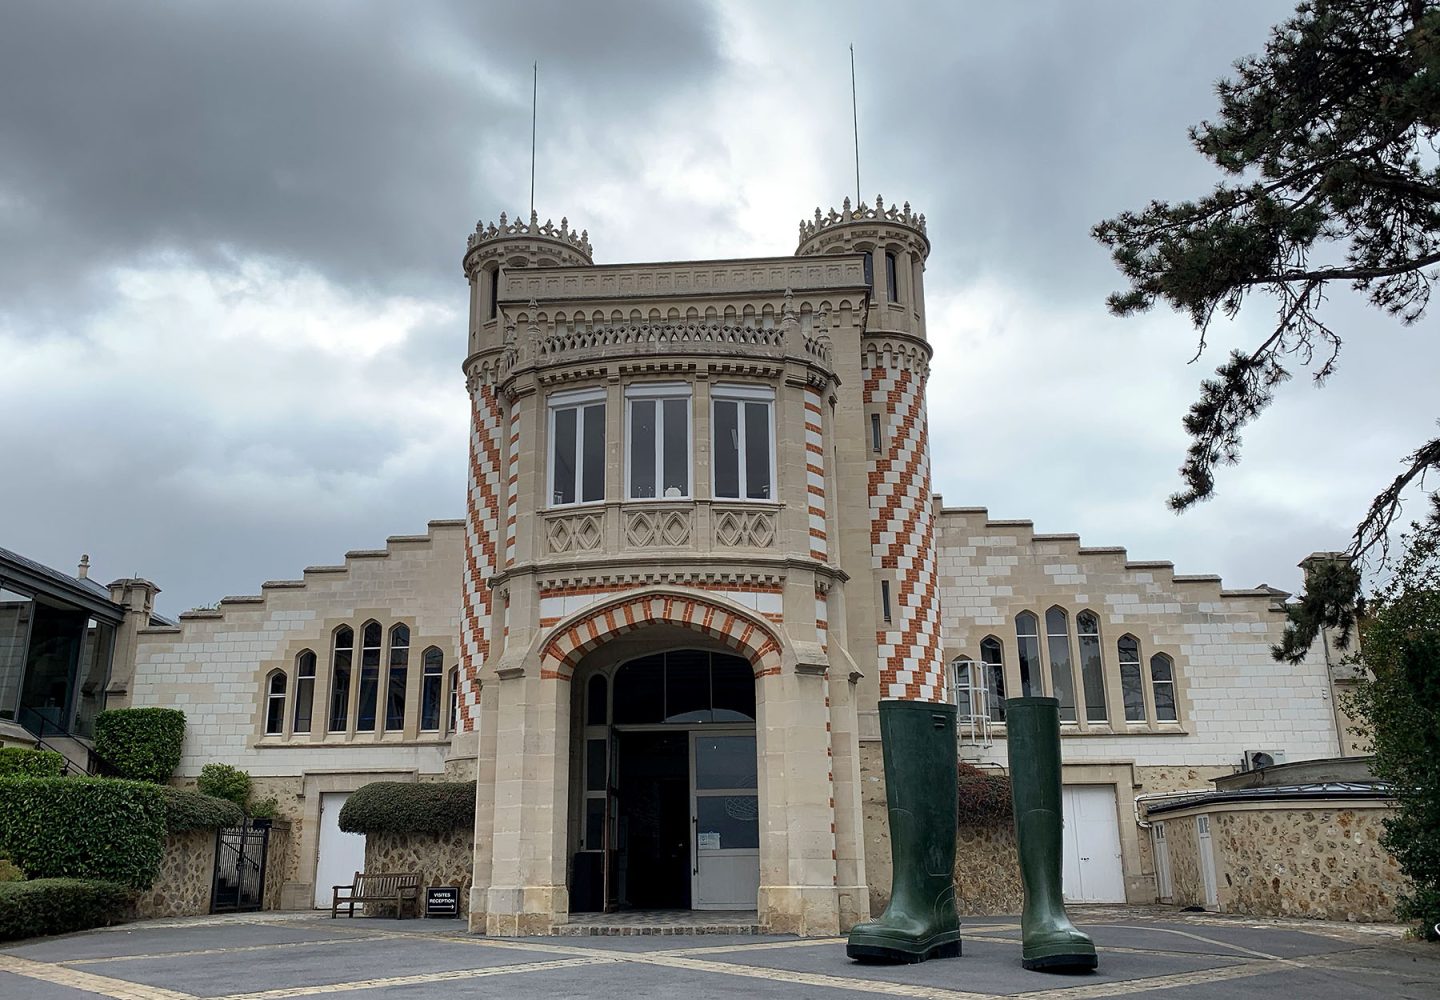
(866, 363), (945, 703)
(803, 386), (828, 562)
(540, 593), (783, 680)
(460, 379), (506, 733)
(503, 408), (520, 567)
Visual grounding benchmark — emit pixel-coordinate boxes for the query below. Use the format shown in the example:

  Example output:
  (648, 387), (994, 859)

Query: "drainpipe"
(1134, 789), (1216, 830)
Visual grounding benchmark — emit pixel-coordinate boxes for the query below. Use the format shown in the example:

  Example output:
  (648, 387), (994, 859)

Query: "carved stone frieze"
(714, 508), (777, 549)
(545, 512), (603, 555)
(625, 507), (693, 548)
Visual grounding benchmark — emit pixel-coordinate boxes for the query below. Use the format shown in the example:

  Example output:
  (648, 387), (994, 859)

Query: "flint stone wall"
(953, 824), (1022, 915)
(362, 827), (474, 917)
(1159, 801), (1403, 922)
(134, 829), (216, 919)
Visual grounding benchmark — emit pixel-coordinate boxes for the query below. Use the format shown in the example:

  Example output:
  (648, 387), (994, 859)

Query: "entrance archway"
(568, 645), (761, 914)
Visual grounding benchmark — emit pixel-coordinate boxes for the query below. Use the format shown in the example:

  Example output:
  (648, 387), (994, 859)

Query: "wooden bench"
(330, 871), (421, 919)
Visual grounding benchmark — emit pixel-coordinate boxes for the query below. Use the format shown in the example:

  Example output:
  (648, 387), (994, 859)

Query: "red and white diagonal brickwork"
(503, 408), (520, 567)
(804, 386), (828, 562)
(460, 379), (506, 733)
(866, 364), (945, 703)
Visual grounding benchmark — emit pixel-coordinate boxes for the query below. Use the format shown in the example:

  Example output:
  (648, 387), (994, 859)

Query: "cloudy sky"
(3, 1), (1435, 617)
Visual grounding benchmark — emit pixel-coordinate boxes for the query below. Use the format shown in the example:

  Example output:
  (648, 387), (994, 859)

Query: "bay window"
(712, 384), (775, 500)
(549, 388), (606, 506)
(626, 383), (691, 499)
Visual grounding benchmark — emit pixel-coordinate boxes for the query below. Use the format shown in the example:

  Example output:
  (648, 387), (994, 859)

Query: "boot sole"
(847, 936), (961, 964)
(1022, 952), (1098, 973)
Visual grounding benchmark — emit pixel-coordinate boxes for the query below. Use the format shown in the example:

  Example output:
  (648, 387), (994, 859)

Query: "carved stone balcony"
(502, 321), (832, 378)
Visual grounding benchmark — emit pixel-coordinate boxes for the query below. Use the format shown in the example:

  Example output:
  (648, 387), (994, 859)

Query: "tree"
(1093, 0), (1440, 660)
(1343, 504), (1440, 938)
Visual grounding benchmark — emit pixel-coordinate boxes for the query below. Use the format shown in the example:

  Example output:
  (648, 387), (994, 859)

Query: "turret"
(795, 195), (929, 341)
(462, 211), (593, 359)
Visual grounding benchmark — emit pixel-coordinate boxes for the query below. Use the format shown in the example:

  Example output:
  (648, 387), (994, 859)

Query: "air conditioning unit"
(1242, 749), (1287, 771)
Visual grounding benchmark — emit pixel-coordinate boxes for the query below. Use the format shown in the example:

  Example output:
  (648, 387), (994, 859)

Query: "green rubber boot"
(847, 700), (961, 963)
(1006, 697), (1097, 973)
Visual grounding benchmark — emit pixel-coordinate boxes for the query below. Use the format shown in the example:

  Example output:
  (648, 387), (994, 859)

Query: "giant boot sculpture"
(1006, 697), (1097, 972)
(847, 700), (961, 963)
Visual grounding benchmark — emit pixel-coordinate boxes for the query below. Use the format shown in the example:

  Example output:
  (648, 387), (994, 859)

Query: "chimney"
(78, 554), (90, 580)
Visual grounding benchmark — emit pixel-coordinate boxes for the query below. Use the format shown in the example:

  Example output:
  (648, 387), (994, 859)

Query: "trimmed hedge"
(93, 708), (185, 783)
(0, 777), (165, 889)
(159, 786), (245, 833)
(0, 879), (132, 941)
(197, 762), (251, 807)
(340, 781), (476, 835)
(0, 747), (65, 778)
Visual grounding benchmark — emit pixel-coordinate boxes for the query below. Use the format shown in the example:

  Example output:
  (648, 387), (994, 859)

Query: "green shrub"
(0, 777), (164, 889)
(197, 763), (251, 807)
(0, 747), (65, 778)
(248, 796), (279, 820)
(159, 786), (244, 833)
(0, 879), (132, 941)
(0, 859), (24, 882)
(339, 781), (475, 835)
(93, 708), (185, 783)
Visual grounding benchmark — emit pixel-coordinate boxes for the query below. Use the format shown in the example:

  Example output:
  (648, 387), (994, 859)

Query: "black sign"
(425, 886), (460, 918)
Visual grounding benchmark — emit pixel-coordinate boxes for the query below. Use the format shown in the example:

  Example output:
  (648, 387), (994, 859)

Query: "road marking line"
(664, 937), (846, 956)
(0, 954), (198, 1000)
(63, 934), (409, 966)
(1010, 959), (1280, 999)
(214, 956), (618, 1000)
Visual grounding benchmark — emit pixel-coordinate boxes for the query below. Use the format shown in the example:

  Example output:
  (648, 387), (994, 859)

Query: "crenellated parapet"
(463, 210), (593, 277)
(796, 195), (930, 260)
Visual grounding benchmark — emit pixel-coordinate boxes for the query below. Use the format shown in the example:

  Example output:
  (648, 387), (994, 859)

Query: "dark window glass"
(885, 251), (899, 302)
(1045, 607), (1077, 722)
(385, 625), (409, 731)
(711, 654), (756, 721)
(662, 397), (688, 497)
(1076, 611), (1107, 723)
(356, 622), (381, 732)
(694, 734), (757, 789)
(293, 650), (316, 733)
(1119, 635), (1145, 722)
(979, 636), (1006, 722)
(665, 649), (710, 723)
(586, 738), (607, 792)
(552, 407), (577, 505)
(448, 667), (459, 732)
(629, 399), (656, 498)
(586, 673), (608, 726)
(862, 251), (874, 289)
(744, 401), (771, 499)
(581, 403), (605, 502)
(870, 413), (882, 454)
(1151, 653), (1177, 722)
(613, 655), (665, 725)
(329, 628), (353, 732)
(265, 672), (286, 735)
(713, 400), (740, 498)
(584, 797), (605, 850)
(420, 647), (443, 731)
(881, 580), (892, 624)
(696, 795), (758, 849)
(488, 267), (499, 318)
(1016, 612), (1040, 698)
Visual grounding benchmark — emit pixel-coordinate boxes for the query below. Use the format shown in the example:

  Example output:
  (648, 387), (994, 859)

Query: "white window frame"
(624, 382), (692, 501)
(547, 386), (606, 508)
(711, 383), (777, 502)
(264, 670), (286, 736)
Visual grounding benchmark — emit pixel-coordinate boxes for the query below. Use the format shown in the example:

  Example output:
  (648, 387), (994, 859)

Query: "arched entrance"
(569, 646), (760, 913)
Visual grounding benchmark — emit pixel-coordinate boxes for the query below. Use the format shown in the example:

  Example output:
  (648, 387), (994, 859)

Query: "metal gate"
(211, 822), (270, 913)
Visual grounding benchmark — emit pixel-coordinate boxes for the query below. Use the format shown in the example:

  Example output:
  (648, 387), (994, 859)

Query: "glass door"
(689, 731), (760, 910)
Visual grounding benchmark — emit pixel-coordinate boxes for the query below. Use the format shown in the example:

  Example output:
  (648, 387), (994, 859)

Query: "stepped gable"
(934, 503), (1284, 608)
(142, 519), (466, 634)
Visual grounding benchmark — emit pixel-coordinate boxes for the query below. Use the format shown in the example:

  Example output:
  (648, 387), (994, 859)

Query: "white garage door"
(1060, 784), (1126, 903)
(314, 792), (367, 908)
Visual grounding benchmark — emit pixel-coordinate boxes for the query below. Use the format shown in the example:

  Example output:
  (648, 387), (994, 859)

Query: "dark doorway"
(616, 730), (690, 910)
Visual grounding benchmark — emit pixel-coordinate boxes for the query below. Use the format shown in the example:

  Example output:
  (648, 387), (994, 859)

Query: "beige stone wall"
(954, 824), (1022, 915)
(135, 829), (216, 919)
(363, 827), (474, 917)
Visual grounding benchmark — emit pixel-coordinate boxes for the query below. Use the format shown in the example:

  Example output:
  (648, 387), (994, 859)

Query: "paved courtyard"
(1, 909), (1436, 1000)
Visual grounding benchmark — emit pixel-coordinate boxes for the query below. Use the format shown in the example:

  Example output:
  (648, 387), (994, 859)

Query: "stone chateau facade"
(8, 196), (1374, 931)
